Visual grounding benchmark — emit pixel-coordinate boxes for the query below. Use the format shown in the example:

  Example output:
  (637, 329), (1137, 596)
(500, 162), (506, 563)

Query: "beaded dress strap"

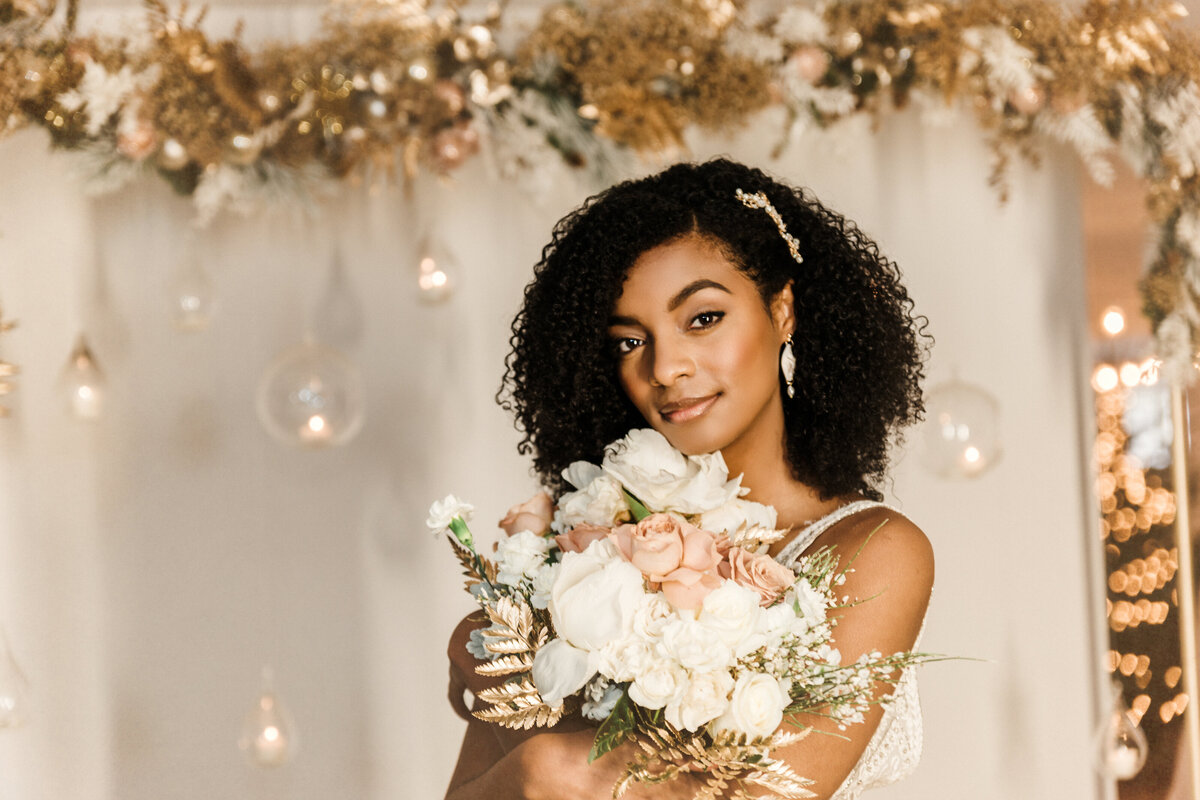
(773, 499), (897, 567)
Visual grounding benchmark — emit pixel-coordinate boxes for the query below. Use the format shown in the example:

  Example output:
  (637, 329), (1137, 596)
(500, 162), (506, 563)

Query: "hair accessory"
(735, 188), (804, 266)
(781, 334), (796, 398)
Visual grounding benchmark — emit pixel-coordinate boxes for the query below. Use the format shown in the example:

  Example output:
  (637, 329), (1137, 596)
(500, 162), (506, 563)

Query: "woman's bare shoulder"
(817, 506), (934, 634)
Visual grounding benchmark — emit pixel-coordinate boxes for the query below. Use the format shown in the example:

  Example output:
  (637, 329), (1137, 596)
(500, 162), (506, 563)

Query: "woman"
(444, 158), (934, 799)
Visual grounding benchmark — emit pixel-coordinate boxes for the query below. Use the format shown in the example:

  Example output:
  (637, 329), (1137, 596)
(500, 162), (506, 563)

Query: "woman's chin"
(651, 422), (726, 457)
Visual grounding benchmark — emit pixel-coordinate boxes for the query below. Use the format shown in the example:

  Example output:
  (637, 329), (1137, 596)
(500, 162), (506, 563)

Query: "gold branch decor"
(1, 0), (1199, 374)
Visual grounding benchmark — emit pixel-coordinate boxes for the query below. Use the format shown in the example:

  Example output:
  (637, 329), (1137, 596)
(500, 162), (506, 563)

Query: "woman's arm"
(747, 508), (934, 799)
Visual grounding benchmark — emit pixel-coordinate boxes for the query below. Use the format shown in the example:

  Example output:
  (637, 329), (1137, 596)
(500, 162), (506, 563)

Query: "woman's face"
(608, 234), (794, 461)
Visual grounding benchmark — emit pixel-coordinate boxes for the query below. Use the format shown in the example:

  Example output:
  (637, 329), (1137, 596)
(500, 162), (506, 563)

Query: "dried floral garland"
(1, 0), (1199, 376)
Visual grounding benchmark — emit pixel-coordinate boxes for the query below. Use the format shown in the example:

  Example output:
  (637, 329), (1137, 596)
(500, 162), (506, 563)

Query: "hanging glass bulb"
(255, 338), (365, 448)
(920, 377), (1001, 479)
(311, 249), (365, 351)
(61, 334), (105, 420)
(1094, 681), (1148, 780)
(415, 233), (457, 304)
(238, 666), (297, 768)
(169, 247), (217, 332)
(0, 628), (30, 728)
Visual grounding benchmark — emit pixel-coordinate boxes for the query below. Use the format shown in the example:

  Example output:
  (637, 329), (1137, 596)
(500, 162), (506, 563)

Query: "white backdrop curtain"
(0, 5), (1106, 798)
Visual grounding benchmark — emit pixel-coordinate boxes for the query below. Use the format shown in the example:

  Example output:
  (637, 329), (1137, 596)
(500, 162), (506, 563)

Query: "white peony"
(629, 659), (689, 710)
(548, 541), (644, 653)
(666, 669), (734, 732)
(495, 530), (551, 586)
(426, 494), (475, 532)
(562, 460), (605, 490)
(532, 638), (593, 707)
(660, 616), (734, 673)
(698, 498), (778, 536)
(601, 429), (743, 515)
(711, 672), (791, 739)
(699, 582), (767, 656)
(554, 473), (629, 530)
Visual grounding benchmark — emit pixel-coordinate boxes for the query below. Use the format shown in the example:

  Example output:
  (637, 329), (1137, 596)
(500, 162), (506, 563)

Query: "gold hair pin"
(735, 188), (804, 266)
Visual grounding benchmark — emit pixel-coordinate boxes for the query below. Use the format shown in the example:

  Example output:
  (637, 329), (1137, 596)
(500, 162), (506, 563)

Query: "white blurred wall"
(0, 5), (1110, 798)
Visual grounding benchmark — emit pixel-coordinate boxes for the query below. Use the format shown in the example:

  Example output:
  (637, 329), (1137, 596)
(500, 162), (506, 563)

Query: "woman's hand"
(491, 728), (706, 800)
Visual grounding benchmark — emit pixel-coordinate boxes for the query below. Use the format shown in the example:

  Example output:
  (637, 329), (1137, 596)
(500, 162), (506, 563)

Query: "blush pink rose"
(609, 523), (636, 561)
(498, 492), (555, 537)
(719, 547), (796, 607)
(660, 568), (723, 611)
(629, 514), (687, 579)
(555, 523), (611, 554)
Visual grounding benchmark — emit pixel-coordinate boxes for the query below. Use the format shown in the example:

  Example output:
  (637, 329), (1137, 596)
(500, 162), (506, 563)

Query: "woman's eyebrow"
(609, 279), (733, 327)
(667, 279), (731, 311)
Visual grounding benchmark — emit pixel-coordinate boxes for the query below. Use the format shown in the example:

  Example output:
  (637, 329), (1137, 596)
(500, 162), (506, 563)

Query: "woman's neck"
(721, 434), (849, 533)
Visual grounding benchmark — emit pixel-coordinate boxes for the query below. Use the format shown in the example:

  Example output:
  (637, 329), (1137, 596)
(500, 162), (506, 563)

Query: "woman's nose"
(649, 337), (694, 387)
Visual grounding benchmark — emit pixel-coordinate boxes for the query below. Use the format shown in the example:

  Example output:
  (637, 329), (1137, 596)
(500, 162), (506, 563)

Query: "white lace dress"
(772, 500), (926, 800)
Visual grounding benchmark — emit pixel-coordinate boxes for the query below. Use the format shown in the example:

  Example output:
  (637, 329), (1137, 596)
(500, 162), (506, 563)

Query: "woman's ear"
(771, 281), (796, 339)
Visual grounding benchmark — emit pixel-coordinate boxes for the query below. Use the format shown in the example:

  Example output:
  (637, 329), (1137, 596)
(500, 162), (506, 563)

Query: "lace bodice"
(773, 500), (926, 800)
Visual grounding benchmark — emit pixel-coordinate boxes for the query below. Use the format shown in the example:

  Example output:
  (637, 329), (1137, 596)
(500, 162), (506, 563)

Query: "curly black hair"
(499, 158), (931, 501)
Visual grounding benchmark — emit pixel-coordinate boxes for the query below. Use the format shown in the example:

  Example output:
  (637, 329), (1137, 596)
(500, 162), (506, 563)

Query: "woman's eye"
(613, 337), (643, 355)
(690, 311), (725, 329)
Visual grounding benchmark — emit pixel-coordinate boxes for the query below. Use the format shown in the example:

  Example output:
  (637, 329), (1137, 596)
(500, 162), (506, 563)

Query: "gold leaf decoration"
(473, 653), (532, 677)
(473, 677), (566, 729)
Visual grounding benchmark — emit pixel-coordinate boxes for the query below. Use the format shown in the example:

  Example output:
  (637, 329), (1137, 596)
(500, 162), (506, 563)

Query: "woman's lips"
(659, 394), (718, 424)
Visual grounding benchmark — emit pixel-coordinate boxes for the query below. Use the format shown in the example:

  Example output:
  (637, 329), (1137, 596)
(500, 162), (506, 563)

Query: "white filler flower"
(426, 494), (475, 532)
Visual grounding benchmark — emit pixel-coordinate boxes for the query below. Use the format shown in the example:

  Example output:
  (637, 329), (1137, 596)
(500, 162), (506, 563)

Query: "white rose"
(628, 659), (688, 710)
(598, 635), (655, 682)
(549, 544), (644, 653)
(530, 561), (561, 610)
(660, 616), (733, 672)
(711, 672), (791, 739)
(699, 581), (767, 656)
(665, 669), (734, 732)
(426, 494), (474, 531)
(555, 474), (629, 530)
(532, 638), (593, 707)
(495, 530), (551, 586)
(601, 429), (743, 514)
(698, 498), (778, 536)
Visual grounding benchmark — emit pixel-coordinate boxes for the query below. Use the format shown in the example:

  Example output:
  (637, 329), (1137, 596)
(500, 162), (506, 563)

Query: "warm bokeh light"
(1102, 306), (1126, 336)
(1093, 364), (1120, 393)
(1120, 361), (1142, 387)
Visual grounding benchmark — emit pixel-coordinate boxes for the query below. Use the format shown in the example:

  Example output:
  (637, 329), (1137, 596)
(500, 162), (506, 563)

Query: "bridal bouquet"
(429, 429), (926, 799)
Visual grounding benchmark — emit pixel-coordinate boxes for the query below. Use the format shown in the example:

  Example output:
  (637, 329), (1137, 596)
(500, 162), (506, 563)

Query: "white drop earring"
(781, 335), (796, 399)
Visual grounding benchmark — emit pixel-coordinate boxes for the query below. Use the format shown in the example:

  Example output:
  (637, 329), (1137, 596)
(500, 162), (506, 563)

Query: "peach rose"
(629, 514), (687, 579)
(499, 492), (555, 537)
(555, 523), (611, 554)
(660, 568), (723, 611)
(609, 523), (635, 561)
(719, 547), (796, 607)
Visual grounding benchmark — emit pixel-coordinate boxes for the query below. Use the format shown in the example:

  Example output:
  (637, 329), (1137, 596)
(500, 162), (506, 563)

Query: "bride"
(444, 158), (935, 799)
